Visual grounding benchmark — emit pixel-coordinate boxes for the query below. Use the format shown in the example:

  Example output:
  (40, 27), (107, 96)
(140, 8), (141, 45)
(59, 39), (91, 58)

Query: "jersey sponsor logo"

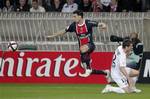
(80, 37), (90, 45)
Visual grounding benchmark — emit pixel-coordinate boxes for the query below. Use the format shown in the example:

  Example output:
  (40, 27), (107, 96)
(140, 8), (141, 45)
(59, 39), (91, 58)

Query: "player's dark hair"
(73, 10), (83, 18)
(122, 39), (132, 48)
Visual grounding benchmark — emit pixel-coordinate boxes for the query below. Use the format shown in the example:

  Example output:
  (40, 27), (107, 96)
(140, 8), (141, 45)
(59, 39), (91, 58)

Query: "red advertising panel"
(0, 51), (113, 84)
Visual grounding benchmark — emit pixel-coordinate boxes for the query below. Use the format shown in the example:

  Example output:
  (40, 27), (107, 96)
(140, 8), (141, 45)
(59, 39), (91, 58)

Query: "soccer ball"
(8, 41), (18, 51)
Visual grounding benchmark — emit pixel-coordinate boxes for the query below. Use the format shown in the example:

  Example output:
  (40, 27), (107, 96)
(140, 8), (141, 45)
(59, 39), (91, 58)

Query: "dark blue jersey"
(65, 19), (98, 46)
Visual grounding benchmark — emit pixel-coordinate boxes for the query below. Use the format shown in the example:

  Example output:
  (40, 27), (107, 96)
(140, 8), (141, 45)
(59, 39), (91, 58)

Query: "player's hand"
(46, 31), (66, 39)
(98, 23), (107, 31)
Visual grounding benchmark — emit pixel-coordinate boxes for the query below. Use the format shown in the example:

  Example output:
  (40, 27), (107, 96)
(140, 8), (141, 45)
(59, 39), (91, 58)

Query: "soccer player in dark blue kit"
(47, 10), (110, 79)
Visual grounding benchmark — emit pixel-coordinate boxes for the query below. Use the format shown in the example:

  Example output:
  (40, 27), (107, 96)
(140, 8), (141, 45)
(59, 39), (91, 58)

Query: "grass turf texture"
(0, 84), (150, 99)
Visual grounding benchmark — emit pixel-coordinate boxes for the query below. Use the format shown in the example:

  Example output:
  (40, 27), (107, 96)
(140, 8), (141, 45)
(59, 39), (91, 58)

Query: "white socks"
(132, 77), (137, 84)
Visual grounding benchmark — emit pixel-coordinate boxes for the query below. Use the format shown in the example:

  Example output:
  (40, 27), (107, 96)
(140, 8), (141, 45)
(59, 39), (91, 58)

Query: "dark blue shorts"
(87, 43), (95, 54)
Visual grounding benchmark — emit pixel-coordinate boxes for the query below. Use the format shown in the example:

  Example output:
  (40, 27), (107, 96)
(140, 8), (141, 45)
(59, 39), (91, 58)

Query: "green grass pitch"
(0, 84), (150, 99)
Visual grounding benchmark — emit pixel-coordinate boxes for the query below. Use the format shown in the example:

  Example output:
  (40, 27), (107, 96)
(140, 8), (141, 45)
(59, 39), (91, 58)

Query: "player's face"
(126, 44), (133, 54)
(72, 14), (82, 23)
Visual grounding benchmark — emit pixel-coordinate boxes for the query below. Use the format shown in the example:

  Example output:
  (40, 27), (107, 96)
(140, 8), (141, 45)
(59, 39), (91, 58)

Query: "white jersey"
(111, 46), (127, 78)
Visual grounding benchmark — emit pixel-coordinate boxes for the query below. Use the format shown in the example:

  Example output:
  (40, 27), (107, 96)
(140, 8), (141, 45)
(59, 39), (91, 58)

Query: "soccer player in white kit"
(102, 39), (135, 93)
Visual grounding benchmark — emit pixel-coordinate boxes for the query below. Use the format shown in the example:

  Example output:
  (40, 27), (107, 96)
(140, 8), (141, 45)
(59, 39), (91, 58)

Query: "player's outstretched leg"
(79, 69), (92, 77)
(79, 52), (92, 77)
(104, 70), (111, 83)
(91, 69), (111, 83)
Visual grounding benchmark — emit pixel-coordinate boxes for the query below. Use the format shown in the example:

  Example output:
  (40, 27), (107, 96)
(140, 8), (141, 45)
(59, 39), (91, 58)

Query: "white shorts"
(111, 71), (129, 88)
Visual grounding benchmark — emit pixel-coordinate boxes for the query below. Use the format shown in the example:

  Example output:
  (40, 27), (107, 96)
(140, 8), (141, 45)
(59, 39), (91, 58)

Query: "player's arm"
(120, 67), (130, 79)
(46, 29), (66, 38)
(120, 67), (133, 88)
(89, 20), (106, 29)
(89, 20), (106, 31)
(119, 54), (134, 88)
(46, 23), (75, 38)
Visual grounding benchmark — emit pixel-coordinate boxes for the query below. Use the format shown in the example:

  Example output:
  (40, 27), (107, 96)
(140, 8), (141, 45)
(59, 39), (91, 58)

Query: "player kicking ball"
(102, 39), (141, 94)
(46, 10), (111, 81)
